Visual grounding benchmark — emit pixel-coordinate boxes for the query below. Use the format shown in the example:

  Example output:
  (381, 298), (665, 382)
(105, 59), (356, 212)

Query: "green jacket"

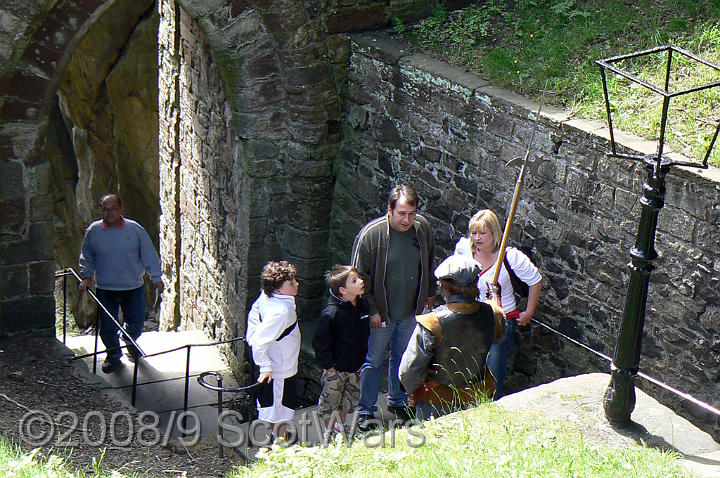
(350, 213), (435, 321)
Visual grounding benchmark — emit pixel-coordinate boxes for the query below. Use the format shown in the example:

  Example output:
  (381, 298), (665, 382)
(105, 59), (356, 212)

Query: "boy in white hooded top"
(246, 261), (301, 442)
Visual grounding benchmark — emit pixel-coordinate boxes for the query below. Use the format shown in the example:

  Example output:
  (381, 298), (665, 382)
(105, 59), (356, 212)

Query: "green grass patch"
(400, 0), (720, 165)
(227, 404), (689, 477)
(0, 437), (109, 478)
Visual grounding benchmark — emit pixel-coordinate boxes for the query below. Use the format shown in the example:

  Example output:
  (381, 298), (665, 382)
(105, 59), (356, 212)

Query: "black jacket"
(312, 292), (370, 372)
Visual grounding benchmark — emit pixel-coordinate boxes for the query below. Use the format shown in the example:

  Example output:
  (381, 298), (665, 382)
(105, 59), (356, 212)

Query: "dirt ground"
(0, 334), (243, 477)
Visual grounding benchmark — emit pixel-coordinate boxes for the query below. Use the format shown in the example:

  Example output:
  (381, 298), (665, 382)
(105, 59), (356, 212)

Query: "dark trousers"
(96, 286), (145, 360)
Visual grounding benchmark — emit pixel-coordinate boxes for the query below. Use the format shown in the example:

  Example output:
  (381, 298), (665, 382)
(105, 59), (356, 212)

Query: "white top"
(454, 237), (542, 313)
(246, 292), (301, 378)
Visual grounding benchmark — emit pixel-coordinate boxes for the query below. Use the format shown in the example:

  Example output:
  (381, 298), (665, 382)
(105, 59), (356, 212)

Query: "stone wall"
(158, 2), (247, 342)
(0, 0), (475, 333)
(330, 32), (720, 435)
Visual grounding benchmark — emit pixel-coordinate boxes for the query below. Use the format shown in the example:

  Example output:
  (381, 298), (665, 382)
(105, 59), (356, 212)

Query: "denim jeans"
(358, 313), (416, 414)
(96, 286), (146, 360)
(487, 318), (516, 399)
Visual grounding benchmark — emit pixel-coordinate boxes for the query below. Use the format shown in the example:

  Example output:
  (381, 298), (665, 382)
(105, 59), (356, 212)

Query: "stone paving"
(65, 330), (240, 441)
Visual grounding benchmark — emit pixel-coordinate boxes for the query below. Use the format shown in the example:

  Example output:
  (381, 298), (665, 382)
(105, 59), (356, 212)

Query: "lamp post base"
(603, 364), (637, 425)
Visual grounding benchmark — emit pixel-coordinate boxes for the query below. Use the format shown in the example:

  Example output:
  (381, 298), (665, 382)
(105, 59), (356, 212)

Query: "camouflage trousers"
(317, 369), (361, 420)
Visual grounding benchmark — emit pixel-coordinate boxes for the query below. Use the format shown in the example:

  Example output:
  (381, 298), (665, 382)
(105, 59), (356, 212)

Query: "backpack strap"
(258, 312), (297, 342)
(503, 248), (528, 297)
(275, 321), (297, 341)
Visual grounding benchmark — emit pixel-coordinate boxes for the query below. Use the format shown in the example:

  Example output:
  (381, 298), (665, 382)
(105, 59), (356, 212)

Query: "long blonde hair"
(468, 209), (502, 252)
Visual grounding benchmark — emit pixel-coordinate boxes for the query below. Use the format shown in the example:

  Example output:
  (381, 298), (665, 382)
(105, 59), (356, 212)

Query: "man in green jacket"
(350, 185), (435, 430)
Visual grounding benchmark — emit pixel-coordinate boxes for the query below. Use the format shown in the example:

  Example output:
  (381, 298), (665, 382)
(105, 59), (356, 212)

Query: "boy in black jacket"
(312, 265), (370, 437)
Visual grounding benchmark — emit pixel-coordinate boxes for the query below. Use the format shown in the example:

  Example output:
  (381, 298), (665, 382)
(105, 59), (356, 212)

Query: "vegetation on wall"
(396, 0), (720, 165)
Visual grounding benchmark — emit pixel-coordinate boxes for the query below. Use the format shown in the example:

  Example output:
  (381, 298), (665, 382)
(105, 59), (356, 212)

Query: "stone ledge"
(350, 32), (413, 65)
(355, 31), (720, 186)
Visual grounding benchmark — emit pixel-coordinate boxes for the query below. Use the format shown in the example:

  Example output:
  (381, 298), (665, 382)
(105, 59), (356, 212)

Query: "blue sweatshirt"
(79, 218), (162, 290)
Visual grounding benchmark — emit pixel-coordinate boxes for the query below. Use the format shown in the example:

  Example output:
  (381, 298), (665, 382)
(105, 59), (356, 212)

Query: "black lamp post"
(596, 45), (720, 425)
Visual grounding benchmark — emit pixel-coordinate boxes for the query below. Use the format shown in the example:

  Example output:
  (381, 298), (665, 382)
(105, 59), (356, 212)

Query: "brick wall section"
(331, 32), (720, 435)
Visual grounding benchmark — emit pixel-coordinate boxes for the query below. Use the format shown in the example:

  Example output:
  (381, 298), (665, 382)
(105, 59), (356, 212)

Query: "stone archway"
(52, 0), (159, 327)
(0, 0), (160, 333)
(0, 0), (473, 338)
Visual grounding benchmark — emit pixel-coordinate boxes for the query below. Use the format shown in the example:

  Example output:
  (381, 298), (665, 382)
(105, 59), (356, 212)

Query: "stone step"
(65, 329), (240, 438)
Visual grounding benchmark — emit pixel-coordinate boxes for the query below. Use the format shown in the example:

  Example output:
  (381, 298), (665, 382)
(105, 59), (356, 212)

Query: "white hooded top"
(246, 292), (301, 378)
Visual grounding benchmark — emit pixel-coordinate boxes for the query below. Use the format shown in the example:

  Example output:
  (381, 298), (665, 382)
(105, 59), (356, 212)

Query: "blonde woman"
(455, 209), (542, 398)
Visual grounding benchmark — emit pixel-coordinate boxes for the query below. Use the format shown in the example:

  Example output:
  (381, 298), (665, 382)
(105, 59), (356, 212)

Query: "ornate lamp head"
(596, 45), (720, 172)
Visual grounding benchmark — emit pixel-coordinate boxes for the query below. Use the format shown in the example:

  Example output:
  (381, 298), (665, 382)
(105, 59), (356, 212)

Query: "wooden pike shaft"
(490, 101), (543, 306)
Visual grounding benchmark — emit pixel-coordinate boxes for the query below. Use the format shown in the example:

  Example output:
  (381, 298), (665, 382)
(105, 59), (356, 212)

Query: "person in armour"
(399, 254), (505, 419)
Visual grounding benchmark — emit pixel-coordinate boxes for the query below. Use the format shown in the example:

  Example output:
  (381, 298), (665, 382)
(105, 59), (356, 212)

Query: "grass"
(226, 404), (690, 478)
(54, 280), (86, 339)
(0, 437), (113, 478)
(397, 0), (720, 165)
(0, 404), (693, 478)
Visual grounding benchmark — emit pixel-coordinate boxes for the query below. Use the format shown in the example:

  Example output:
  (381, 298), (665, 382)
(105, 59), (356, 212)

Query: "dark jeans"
(96, 286), (145, 360)
(487, 318), (516, 399)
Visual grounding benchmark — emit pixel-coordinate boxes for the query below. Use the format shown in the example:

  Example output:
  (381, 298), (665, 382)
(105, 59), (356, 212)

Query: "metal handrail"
(54, 268), (253, 416)
(197, 372), (259, 460)
(531, 317), (720, 418)
(55, 268), (146, 371)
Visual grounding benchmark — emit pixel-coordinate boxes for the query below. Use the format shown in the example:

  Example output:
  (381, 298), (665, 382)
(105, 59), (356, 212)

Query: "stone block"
(0, 264), (28, 300)
(657, 205), (696, 243)
(0, 221), (53, 265)
(1, 295), (55, 333)
(278, 227), (329, 260)
(326, 4), (387, 34)
(290, 255), (327, 278)
(288, 118), (330, 145)
(0, 198), (25, 232)
(0, 98), (41, 120)
(245, 139), (279, 160)
(69, 0), (106, 12)
(350, 32), (410, 65)
(7, 72), (52, 103)
(30, 261), (56, 295)
(28, 195), (54, 224)
(232, 110), (286, 139)
(283, 197), (331, 230)
(402, 52), (487, 94)
(20, 39), (63, 78)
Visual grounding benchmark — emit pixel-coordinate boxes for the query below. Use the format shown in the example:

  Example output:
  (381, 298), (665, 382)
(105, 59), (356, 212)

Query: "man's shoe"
(387, 404), (415, 421)
(356, 414), (379, 432)
(101, 358), (122, 373)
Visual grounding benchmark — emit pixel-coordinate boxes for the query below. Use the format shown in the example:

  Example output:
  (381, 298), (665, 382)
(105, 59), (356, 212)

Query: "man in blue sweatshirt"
(79, 194), (163, 373)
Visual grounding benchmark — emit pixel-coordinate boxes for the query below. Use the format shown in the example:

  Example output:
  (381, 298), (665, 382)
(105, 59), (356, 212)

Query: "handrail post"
(93, 314), (100, 374)
(182, 345), (191, 437)
(62, 274), (67, 344)
(132, 358), (140, 406)
(217, 374), (224, 458)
